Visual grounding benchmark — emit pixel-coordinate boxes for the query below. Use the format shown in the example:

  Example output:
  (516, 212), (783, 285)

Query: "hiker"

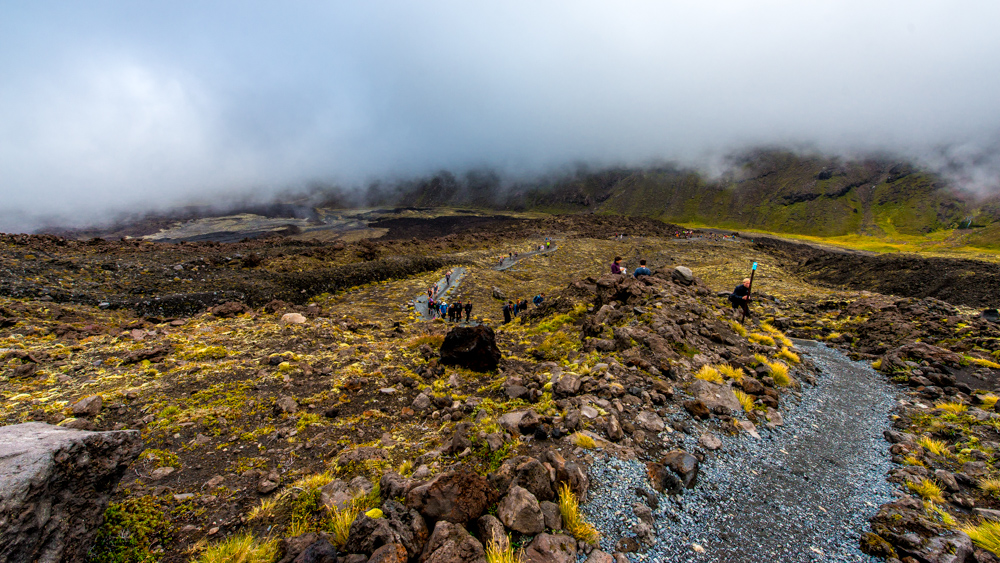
(464, 301), (472, 321)
(729, 278), (752, 320)
(503, 302), (512, 324)
(533, 293), (544, 307)
(428, 298), (436, 318)
(634, 259), (652, 277)
(611, 256), (624, 275)
(453, 300), (462, 321)
(546, 241), (551, 250)
(445, 269), (452, 286)
(440, 301), (448, 319)
(520, 299), (529, 313)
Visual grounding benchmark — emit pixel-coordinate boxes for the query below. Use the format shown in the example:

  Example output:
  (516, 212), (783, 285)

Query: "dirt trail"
(494, 246), (558, 271)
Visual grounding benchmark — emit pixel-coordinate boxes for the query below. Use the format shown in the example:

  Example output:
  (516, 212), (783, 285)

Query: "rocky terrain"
(3, 213), (1000, 562)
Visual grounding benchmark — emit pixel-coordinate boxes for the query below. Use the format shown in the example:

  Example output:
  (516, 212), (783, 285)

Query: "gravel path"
(584, 340), (899, 562)
(413, 266), (467, 321)
(494, 246), (557, 271)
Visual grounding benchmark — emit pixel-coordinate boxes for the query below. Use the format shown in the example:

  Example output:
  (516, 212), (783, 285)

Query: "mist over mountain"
(2, 1), (1000, 232)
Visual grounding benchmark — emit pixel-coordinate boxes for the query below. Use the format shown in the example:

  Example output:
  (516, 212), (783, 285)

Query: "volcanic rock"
(671, 266), (694, 285)
(498, 485), (545, 534)
(522, 533), (577, 563)
(421, 520), (486, 563)
(406, 469), (493, 523)
(439, 325), (502, 372)
(0, 422), (142, 563)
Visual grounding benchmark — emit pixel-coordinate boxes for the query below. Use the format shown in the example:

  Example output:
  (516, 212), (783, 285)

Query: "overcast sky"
(2, 1), (1000, 231)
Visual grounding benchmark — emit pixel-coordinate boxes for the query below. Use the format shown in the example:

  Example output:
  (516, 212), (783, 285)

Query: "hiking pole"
(741, 261), (758, 324)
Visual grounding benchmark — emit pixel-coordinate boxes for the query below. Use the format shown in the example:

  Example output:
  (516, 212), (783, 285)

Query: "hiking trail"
(585, 340), (898, 562)
(413, 266), (468, 321)
(493, 245), (558, 271)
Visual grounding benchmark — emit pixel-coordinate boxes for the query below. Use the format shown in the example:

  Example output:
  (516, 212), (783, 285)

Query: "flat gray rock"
(0, 422), (141, 563)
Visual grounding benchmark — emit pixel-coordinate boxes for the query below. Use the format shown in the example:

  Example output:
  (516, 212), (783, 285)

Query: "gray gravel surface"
(413, 266), (467, 320)
(583, 340), (899, 562)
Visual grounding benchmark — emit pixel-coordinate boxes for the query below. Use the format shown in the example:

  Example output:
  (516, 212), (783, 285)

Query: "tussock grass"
(748, 333), (776, 347)
(776, 347), (800, 364)
(558, 482), (599, 545)
(775, 333), (793, 347)
(907, 478), (945, 503)
(571, 432), (597, 449)
(193, 533), (278, 563)
(718, 364), (744, 383)
(980, 477), (1000, 499)
(247, 498), (278, 522)
(758, 321), (781, 335)
(330, 507), (358, 549)
(963, 520), (1000, 555)
(935, 402), (968, 415)
(753, 353), (769, 366)
(695, 365), (724, 384)
(399, 459), (414, 476)
(290, 471), (335, 492)
(734, 389), (755, 413)
(978, 395), (1000, 409)
(765, 361), (792, 387)
(967, 356), (1000, 369)
(728, 320), (747, 337)
(485, 536), (522, 563)
(902, 455), (925, 467)
(926, 501), (957, 527)
(919, 436), (950, 457)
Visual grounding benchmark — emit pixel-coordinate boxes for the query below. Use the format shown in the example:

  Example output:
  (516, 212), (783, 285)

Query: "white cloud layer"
(1, 1), (1000, 231)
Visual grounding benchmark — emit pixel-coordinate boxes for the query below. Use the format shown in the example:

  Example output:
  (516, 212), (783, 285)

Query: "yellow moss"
(571, 432), (597, 449)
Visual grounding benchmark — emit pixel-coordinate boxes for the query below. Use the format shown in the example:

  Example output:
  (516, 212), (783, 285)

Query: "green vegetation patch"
(88, 496), (172, 563)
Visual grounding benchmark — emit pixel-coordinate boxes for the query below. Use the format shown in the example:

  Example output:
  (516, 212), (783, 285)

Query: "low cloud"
(2, 1), (999, 231)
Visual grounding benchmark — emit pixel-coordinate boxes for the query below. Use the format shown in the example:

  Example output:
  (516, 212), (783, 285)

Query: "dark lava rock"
(439, 325), (501, 372)
(405, 469), (494, 523)
(662, 450), (699, 489)
(0, 422), (142, 563)
(683, 399), (710, 420)
(646, 462), (683, 495)
(209, 301), (250, 318)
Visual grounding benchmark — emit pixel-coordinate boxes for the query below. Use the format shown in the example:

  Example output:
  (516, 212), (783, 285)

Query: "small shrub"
(753, 353), (769, 366)
(718, 364), (744, 382)
(962, 520), (1000, 555)
(776, 347), (800, 364)
(193, 533), (278, 563)
(935, 402), (968, 415)
(918, 436), (950, 457)
(558, 483), (599, 545)
(748, 333), (776, 347)
(734, 390), (755, 413)
(907, 478), (944, 503)
(695, 365), (723, 384)
(571, 432), (596, 449)
(758, 321), (781, 335)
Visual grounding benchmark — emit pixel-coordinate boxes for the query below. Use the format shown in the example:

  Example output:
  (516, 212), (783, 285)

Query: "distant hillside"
(378, 150), (1000, 241)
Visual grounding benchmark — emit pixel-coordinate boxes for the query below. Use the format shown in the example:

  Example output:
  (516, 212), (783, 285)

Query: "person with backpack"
(453, 300), (462, 321)
(729, 278), (752, 320)
(634, 259), (652, 277)
(502, 302), (512, 324)
(440, 301), (448, 319)
(464, 301), (472, 322)
(533, 293), (544, 307)
(427, 297), (435, 318)
(445, 269), (453, 286)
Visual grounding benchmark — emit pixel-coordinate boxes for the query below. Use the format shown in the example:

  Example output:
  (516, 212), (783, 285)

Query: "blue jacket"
(634, 266), (652, 277)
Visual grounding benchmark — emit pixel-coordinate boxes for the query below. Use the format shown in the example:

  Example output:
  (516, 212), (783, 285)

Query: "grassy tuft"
(330, 507), (359, 549)
(935, 402), (968, 415)
(979, 395), (1000, 409)
(193, 533), (278, 563)
(571, 432), (597, 449)
(902, 455), (925, 467)
(695, 365), (724, 384)
(728, 320), (747, 337)
(963, 520), (1000, 556)
(766, 361), (792, 387)
(558, 482), (599, 545)
(734, 389), (755, 413)
(247, 498), (278, 522)
(981, 478), (1000, 499)
(918, 435), (950, 457)
(907, 478), (945, 503)
(753, 353), (769, 366)
(776, 347), (800, 364)
(718, 364), (744, 383)
(485, 536), (522, 563)
(408, 334), (445, 348)
(967, 356), (1000, 369)
(748, 333), (776, 347)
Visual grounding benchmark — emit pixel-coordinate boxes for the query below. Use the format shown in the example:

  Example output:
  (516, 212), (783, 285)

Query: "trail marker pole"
(741, 261), (758, 323)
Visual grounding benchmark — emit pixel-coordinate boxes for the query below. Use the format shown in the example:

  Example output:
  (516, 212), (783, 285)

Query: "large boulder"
(522, 533), (577, 563)
(406, 469), (494, 523)
(497, 486), (545, 535)
(662, 450), (699, 489)
(671, 266), (695, 285)
(0, 423), (142, 563)
(688, 379), (741, 414)
(344, 500), (428, 559)
(420, 520), (486, 563)
(439, 326), (502, 372)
